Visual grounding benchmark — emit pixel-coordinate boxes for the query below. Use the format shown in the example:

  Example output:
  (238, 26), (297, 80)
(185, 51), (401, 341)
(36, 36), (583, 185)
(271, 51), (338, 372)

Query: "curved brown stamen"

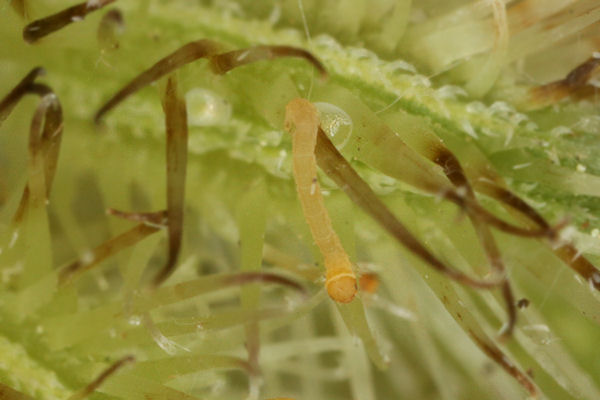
(469, 331), (537, 397)
(23, 0), (117, 44)
(433, 147), (519, 336)
(151, 76), (188, 288)
(210, 45), (327, 79)
(224, 271), (306, 295)
(0, 67), (46, 126)
(58, 223), (160, 286)
(0, 69), (63, 224)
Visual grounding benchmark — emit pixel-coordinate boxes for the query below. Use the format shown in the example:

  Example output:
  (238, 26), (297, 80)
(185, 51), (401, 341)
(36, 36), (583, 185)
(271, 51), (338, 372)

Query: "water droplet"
(186, 88), (232, 127)
(128, 315), (142, 326)
(81, 251), (95, 265)
(314, 102), (353, 149)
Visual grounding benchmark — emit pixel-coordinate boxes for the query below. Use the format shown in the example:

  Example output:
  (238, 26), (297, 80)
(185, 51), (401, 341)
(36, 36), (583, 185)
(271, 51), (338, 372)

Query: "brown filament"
(314, 127), (503, 289)
(0, 67), (46, 126)
(0, 68), (63, 224)
(224, 271), (306, 295)
(209, 45), (327, 79)
(151, 75), (188, 288)
(12, 89), (63, 223)
(469, 332), (537, 397)
(432, 147), (516, 337)
(58, 223), (160, 286)
(67, 355), (135, 400)
(479, 180), (600, 293)
(446, 191), (557, 239)
(94, 41), (327, 123)
(486, 185), (550, 231)
(23, 0), (117, 44)
(106, 208), (168, 226)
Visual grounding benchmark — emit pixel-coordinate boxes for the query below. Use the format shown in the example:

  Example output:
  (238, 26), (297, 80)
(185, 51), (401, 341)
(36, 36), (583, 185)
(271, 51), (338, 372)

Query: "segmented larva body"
(284, 98), (357, 303)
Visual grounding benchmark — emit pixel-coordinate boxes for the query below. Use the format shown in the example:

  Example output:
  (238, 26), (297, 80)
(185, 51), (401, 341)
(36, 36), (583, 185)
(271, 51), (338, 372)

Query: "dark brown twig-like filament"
(314, 128), (503, 289)
(224, 271), (306, 294)
(446, 190), (558, 239)
(479, 182), (600, 292)
(0, 67), (45, 126)
(23, 0), (117, 44)
(151, 75), (188, 287)
(209, 46), (327, 79)
(58, 223), (160, 286)
(0, 68), (64, 224)
(67, 355), (135, 400)
(469, 331), (537, 397)
(432, 148), (516, 337)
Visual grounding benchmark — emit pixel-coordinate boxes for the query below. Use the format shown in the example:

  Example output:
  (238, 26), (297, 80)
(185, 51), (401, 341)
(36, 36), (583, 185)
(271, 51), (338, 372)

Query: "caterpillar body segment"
(284, 98), (357, 304)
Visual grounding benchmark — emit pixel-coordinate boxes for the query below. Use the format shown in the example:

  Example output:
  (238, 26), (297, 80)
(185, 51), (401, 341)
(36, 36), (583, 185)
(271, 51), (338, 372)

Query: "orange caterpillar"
(284, 98), (357, 304)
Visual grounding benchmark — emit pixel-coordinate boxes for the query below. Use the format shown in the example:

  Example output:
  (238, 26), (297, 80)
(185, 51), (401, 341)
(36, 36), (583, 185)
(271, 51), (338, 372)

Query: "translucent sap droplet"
(314, 102), (353, 149)
(185, 88), (232, 127)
